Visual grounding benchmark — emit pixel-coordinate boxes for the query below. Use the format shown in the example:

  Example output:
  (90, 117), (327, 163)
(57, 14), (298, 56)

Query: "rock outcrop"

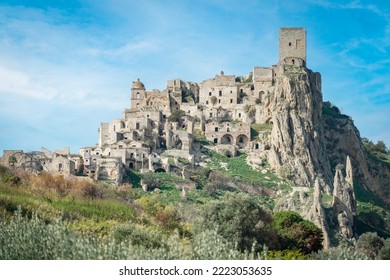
(268, 67), (332, 193)
(307, 178), (331, 248)
(323, 110), (390, 205)
(96, 158), (125, 185)
(268, 66), (367, 245)
(332, 156), (356, 239)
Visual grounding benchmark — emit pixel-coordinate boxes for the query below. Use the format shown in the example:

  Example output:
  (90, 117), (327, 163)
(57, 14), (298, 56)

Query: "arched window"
(259, 91), (265, 103)
(136, 92), (140, 99)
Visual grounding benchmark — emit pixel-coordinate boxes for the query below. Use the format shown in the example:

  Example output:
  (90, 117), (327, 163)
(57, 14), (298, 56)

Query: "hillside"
(1, 134), (390, 260)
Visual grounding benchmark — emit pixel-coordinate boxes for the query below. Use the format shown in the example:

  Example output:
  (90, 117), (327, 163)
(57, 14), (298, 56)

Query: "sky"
(0, 0), (389, 154)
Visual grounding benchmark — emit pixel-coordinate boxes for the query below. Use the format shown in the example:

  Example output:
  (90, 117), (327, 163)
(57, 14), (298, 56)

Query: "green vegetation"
(168, 109), (186, 123)
(283, 64), (305, 75)
(0, 164), (325, 260)
(193, 129), (213, 145)
(178, 157), (190, 165)
(355, 201), (390, 238)
(207, 150), (281, 187)
(197, 193), (277, 252)
(0, 165), (322, 259)
(250, 123), (272, 139)
(0, 208), (271, 260)
(243, 104), (256, 118)
(322, 101), (349, 119)
(2, 135), (389, 260)
(272, 211), (323, 254)
(321, 194), (333, 209)
(362, 138), (390, 169)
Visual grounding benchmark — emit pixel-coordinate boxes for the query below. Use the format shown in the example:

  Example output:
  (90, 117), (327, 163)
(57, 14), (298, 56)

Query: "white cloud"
(0, 66), (30, 94)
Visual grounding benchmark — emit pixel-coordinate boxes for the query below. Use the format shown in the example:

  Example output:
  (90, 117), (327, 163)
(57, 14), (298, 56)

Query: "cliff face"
(268, 67), (332, 192)
(268, 66), (389, 244)
(323, 111), (390, 205)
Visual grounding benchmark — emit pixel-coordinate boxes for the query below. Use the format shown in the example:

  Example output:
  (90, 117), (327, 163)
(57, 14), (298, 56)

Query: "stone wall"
(205, 121), (250, 147)
(279, 28), (306, 64)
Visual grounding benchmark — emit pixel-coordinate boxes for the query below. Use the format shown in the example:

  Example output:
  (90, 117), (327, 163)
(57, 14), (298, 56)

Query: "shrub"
(207, 171), (234, 192)
(191, 229), (267, 260)
(115, 183), (133, 201)
(142, 172), (162, 190)
(137, 194), (165, 217)
(243, 105), (256, 118)
(311, 246), (368, 260)
(0, 165), (21, 185)
(378, 238), (390, 260)
(155, 205), (182, 232)
(82, 183), (103, 199)
(0, 208), (269, 260)
(267, 250), (307, 260)
(272, 211), (323, 254)
(356, 232), (384, 259)
(112, 223), (165, 248)
(197, 192), (278, 252)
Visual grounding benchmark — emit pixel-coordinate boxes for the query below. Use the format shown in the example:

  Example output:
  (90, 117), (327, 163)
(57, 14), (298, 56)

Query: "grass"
(0, 184), (59, 218)
(0, 183), (136, 222)
(354, 180), (387, 209)
(207, 150), (282, 188)
(321, 194), (333, 209)
(356, 201), (390, 238)
(250, 123), (272, 140)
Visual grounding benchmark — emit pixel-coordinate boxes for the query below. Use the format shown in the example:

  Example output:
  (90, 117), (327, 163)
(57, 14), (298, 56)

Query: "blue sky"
(0, 0), (389, 154)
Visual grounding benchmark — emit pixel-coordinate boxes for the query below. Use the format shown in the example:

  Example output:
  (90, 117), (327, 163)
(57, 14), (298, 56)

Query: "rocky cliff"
(268, 64), (389, 245)
(323, 106), (390, 205)
(268, 66), (332, 192)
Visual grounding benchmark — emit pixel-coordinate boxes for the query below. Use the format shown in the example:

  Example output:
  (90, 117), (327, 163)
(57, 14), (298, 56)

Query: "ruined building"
(1, 28), (309, 183)
(75, 28), (307, 183)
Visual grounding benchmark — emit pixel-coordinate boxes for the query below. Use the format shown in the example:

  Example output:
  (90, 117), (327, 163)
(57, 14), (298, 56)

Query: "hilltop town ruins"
(1, 28), (308, 184)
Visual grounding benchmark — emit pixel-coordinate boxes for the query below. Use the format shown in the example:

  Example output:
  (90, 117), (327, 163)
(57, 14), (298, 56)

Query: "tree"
(142, 172), (162, 190)
(378, 238), (390, 260)
(272, 211), (323, 254)
(356, 232), (384, 259)
(373, 141), (388, 153)
(197, 192), (279, 252)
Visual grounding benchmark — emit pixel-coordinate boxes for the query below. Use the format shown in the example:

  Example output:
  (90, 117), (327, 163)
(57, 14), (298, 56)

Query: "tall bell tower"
(131, 79), (146, 110)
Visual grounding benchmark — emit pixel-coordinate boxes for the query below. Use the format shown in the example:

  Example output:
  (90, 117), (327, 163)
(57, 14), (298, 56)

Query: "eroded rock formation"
(268, 68), (332, 193)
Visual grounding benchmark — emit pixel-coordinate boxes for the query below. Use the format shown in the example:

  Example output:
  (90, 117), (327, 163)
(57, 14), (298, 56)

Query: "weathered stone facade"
(0, 147), (77, 176)
(1, 28), (309, 184)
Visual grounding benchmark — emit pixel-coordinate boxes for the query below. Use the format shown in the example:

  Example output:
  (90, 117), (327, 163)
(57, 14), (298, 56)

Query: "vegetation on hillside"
(0, 164), (321, 260)
(1, 140), (390, 260)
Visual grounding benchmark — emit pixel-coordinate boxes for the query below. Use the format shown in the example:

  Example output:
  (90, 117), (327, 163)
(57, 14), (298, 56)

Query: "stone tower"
(279, 28), (306, 65)
(131, 79), (146, 109)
